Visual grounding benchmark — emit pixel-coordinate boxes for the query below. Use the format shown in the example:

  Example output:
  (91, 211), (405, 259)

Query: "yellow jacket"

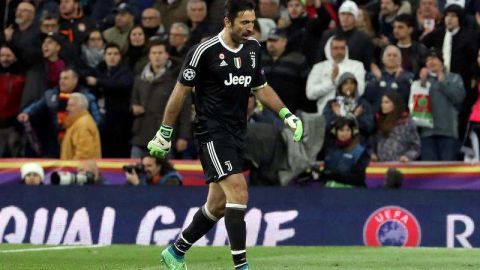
(61, 111), (101, 160)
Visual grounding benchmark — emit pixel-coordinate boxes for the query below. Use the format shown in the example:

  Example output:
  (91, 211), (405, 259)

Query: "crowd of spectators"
(1, 0), (480, 186)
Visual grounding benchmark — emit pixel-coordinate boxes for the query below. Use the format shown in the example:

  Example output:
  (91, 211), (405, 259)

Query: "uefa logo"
(363, 206), (421, 247)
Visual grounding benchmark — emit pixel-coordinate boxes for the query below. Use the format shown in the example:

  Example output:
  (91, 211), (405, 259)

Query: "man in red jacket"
(0, 43), (26, 157)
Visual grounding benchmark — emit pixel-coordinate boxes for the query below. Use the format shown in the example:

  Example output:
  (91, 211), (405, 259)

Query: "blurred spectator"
(18, 68), (101, 157)
(317, 0), (373, 69)
(103, 3), (134, 53)
(60, 92), (101, 160)
(130, 40), (191, 158)
(416, 0), (442, 39)
(416, 49), (465, 161)
(364, 45), (414, 110)
(281, 0), (308, 53)
(422, 3), (477, 138)
(81, 29), (105, 69)
(125, 155), (182, 186)
(41, 32), (66, 89)
(40, 12), (60, 35)
(153, 0), (189, 31)
(125, 25), (149, 76)
(77, 160), (108, 184)
(168, 22), (191, 61)
(206, 0), (226, 26)
(86, 43), (134, 157)
(393, 14), (428, 76)
(307, 36), (365, 113)
(356, 7), (375, 38)
(262, 28), (313, 113)
(0, 44), (25, 157)
(4, 2), (41, 61)
(258, 0), (282, 22)
(323, 72), (375, 141)
(370, 91), (420, 162)
(376, 0), (411, 46)
(58, 0), (95, 47)
(187, 0), (218, 46)
(422, 3), (477, 90)
(384, 167), (403, 188)
(321, 116), (370, 188)
(463, 49), (480, 161)
(141, 7), (168, 41)
(20, 162), (44, 185)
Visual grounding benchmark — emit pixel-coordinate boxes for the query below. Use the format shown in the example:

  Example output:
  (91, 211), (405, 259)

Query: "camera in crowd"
(336, 96), (357, 116)
(122, 163), (145, 174)
(51, 171), (95, 185)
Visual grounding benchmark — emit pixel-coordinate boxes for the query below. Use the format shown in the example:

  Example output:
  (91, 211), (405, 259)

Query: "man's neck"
(48, 55), (59, 62)
(152, 64), (166, 74)
(221, 29), (241, 49)
(18, 21), (32, 31)
(397, 36), (412, 47)
(385, 66), (398, 74)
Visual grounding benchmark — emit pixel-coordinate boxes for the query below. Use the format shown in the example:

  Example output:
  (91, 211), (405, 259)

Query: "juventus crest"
(250, 52), (256, 69)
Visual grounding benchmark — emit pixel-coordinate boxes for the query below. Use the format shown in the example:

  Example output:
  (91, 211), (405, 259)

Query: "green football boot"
(160, 246), (187, 270)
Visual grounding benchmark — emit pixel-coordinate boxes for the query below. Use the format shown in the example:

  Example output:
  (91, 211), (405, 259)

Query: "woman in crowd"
(125, 25), (149, 76)
(370, 91), (420, 162)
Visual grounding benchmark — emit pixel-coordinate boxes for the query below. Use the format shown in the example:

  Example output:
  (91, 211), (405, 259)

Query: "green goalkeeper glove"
(147, 124), (173, 158)
(279, 108), (303, 142)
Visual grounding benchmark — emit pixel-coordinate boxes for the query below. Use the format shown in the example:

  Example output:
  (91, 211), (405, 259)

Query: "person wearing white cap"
(21, 163), (44, 185)
(316, 0), (373, 69)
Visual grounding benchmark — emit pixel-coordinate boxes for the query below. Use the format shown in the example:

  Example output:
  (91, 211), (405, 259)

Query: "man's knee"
(207, 199), (226, 218)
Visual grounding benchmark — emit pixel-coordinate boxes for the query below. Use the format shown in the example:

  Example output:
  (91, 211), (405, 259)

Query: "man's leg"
(170, 183), (226, 256)
(219, 173), (249, 269)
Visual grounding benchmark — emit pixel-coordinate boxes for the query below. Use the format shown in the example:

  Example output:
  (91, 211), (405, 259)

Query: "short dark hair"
(331, 35), (347, 45)
(394, 13), (414, 28)
(148, 39), (168, 52)
(224, 0), (256, 23)
(141, 155), (175, 176)
(105, 42), (121, 54)
(61, 67), (79, 78)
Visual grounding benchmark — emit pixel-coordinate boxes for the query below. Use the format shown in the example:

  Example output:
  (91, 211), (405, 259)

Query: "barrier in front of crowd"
(0, 186), (478, 248)
(1, 159), (480, 189)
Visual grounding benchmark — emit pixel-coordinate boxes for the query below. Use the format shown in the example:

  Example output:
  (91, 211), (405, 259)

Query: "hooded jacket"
(307, 46), (366, 114)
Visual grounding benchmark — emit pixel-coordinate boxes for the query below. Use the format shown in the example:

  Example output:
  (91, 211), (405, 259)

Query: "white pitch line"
(0, 245), (106, 253)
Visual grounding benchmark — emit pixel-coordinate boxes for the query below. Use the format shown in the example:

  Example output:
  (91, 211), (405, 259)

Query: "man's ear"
(224, 16), (232, 28)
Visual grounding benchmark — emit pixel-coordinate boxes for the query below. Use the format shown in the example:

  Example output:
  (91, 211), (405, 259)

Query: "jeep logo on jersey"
(224, 73), (252, 87)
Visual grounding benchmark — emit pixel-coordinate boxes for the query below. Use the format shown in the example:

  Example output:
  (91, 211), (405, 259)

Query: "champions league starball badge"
(363, 206), (421, 247)
(183, 69), (196, 81)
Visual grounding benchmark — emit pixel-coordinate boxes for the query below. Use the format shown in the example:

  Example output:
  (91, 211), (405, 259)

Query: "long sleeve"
(436, 73), (465, 106)
(306, 62), (335, 101)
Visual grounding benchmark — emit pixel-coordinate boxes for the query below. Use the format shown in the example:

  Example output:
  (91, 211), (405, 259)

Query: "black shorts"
(198, 139), (245, 183)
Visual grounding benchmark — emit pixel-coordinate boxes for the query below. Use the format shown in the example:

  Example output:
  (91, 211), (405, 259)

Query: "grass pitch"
(0, 244), (479, 270)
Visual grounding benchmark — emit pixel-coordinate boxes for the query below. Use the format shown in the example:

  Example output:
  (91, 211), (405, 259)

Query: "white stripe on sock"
(202, 204), (219, 222)
(226, 203), (247, 210)
(180, 234), (192, 245)
(231, 249), (246, 255)
(235, 262), (248, 268)
(173, 243), (186, 254)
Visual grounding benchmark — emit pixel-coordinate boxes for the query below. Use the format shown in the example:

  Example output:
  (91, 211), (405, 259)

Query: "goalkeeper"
(147, 1), (303, 269)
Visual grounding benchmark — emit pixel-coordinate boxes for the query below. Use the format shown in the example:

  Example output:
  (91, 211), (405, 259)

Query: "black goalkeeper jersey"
(178, 33), (267, 136)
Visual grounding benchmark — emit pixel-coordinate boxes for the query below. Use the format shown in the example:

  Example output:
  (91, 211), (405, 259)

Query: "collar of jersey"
(218, 31), (243, 53)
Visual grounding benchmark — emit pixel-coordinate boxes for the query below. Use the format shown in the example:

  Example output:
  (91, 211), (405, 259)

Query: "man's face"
(188, 1), (207, 23)
(226, 10), (256, 44)
(382, 47), (401, 69)
(426, 56), (443, 73)
(60, 0), (77, 16)
(420, 0), (437, 17)
(142, 8), (161, 28)
(380, 0), (398, 16)
(59, 70), (78, 92)
(142, 157), (161, 179)
(115, 12), (134, 30)
(66, 96), (83, 116)
(287, 0), (305, 19)
(104, 47), (121, 68)
(339, 12), (355, 31)
(266, 38), (287, 57)
(331, 40), (347, 62)
(0, 47), (17, 68)
(40, 18), (59, 34)
(149, 45), (169, 68)
(444, 12), (460, 31)
(87, 31), (104, 49)
(393, 21), (412, 40)
(24, 173), (42, 185)
(259, 0), (278, 18)
(42, 38), (61, 59)
(15, 2), (35, 25)
(169, 25), (189, 48)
